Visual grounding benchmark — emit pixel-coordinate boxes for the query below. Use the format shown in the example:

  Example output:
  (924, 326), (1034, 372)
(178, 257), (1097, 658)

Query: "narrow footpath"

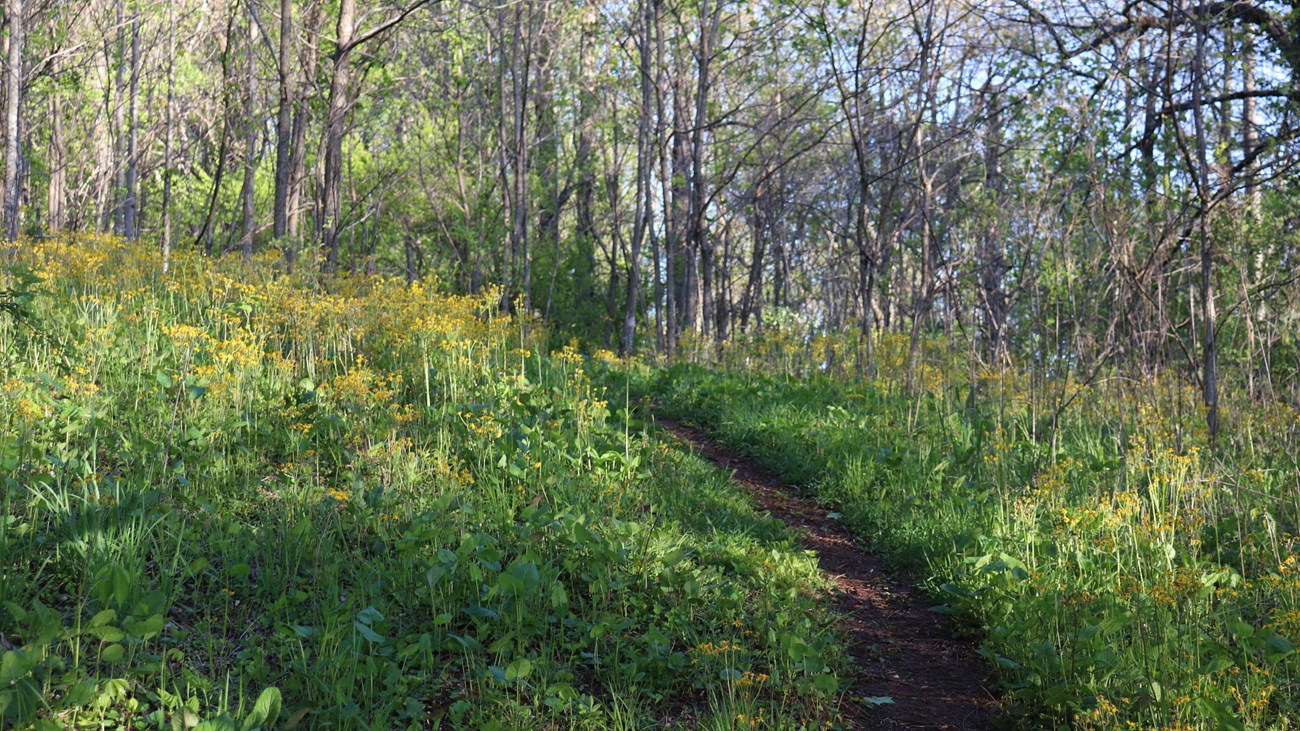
(659, 419), (999, 730)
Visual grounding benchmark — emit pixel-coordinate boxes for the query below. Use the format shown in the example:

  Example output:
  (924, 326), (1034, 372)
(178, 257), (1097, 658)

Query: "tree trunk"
(273, 0), (295, 241)
(112, 5), (126, 235)
(239, 6), (258, 259)
(621, 0), (654, 356)
(48, 94), (65, 233)
(123, 14), (140, 241)
(1192, 13), (1218, 439)
(534, 5), (560, 315)
(655, 1), (678, 353)
(287, 0), (322, 254)
(671, 82), (694, 338)
(162, 1), (176, 272)
(1242, 31), (1259, 217)
(195, 8), (239, 254)
(573, 0), (599, 322)
(687, 0), (717, 338)
(320, 0), (356, 271)
(3, 0), (24, 240)
(93, 39), (113, 231)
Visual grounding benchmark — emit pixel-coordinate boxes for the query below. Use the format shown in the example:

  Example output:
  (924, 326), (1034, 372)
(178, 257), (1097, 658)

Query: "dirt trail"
(660, 419), (999, 730)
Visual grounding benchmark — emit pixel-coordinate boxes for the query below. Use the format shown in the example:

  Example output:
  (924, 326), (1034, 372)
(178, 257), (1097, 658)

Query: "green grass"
(631, 360), (1299, 730)
(0, 237), (851, 730)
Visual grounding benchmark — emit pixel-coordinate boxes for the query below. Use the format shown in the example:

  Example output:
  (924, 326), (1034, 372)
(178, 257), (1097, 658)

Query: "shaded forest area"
(4, 0), (1300, 425)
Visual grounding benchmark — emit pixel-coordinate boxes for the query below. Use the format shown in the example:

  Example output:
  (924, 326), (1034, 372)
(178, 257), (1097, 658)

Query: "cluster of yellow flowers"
(324, 355), (400, 410)
(691, 641), (742, 660)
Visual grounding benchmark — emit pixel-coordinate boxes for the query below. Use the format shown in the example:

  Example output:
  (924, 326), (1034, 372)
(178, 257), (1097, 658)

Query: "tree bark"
(273, 0), (295, 241)
(239, 4), (258, 260)
(112, 4), (126, 235)
(3, 0), (24, 240)
(1192, 11), (1219, 439)
(162, 1), (176, 272)
(319, 0), (355, 271)
(621, 0), (654, 356)
(1242, 30), (1259, 216)
(48, 94), (65, 233)
(286, 0), (323, 253)
(123, 14), (140, 240)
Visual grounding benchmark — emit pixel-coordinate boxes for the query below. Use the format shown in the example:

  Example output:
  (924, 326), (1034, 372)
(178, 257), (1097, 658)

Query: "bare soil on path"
(659, 419), (1000, 730)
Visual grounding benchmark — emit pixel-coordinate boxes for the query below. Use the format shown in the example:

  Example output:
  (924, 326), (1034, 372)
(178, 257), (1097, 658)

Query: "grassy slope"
(637, 362), (1299, 731)
(1, 238), (849, 730)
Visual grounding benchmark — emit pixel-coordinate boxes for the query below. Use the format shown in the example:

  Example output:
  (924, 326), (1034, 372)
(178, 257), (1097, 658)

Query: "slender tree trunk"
(741, 188), (766, 332)
(123, 14), (140, 240)
(688, 0), (716, 338)
(671, 84), (694, 336)
(273, 0), (295, 241)
(320, 0), (356, 271)
(621, 0), (654, 356)
(48, 94), (65, 233)
(1192, 13), (1218, 439)
(979, 85), (1007, 361)
(3, 0), (24, 240)
(196, 8), (239, 254)
(655, 1), (678, 353)
(1242, 31), (1259, 217)
(511, 3), (533, 309)
(572, 0), (599, 322)
(239, 6), (258, 259)
(162, 1), (176, 272)
(93, 39), (113, 231)
(534, 4), (560, 314)
(112, 5), (126, 235)
(286, 0), (322, 255)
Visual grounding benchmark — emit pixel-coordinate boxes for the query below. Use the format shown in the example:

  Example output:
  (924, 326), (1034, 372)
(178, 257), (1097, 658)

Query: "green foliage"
(635, 361), (1300, 730)
(0, 236), (852, 729)
(0, 266), (41, 326)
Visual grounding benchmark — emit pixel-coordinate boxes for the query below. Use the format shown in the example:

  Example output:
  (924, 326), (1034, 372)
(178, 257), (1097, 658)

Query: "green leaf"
(504, 657), (533, 681)
(111, 564), (131, 605)
(193, 714), (239, 731)
(1, 649), (30, 685)
(354, 621), (384, 643)
(241, 687), (282, 730)
(87, 625), (125, 642)
(100, 644), (126, 662)
(1196, 697), (1246, 731)
(862, 696), (895, 706)
(63, 679), (97, 707)
(88, 609), (117, 627)
(549, 582), (569, 609)
(812, 673), (838, 692)
(125, 613), (165, 640)
(3, 601), (27, 623)
(1265, 634), (1294, 656)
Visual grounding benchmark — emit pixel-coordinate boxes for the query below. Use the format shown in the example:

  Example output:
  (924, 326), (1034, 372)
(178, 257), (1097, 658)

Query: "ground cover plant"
(0, 235), (853, 730)
(630, 333), (1299, 730)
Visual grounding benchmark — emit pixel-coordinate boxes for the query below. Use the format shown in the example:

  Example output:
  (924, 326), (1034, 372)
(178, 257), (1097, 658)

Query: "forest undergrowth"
(624, 334), (1300, 730)
(0, 236), (853, 730)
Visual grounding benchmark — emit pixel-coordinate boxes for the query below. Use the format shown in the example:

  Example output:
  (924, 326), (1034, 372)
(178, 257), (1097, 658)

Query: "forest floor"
(657, 418), (1000, 730)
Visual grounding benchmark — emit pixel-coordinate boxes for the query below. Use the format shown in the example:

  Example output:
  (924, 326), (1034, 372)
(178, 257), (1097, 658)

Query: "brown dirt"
(659, 419), (1000, 730)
